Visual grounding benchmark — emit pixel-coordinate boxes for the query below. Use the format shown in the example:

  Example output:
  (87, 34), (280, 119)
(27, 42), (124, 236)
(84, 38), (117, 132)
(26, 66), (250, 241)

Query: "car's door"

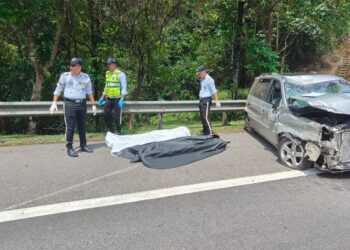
(246, 78), (273, 134)
(259, 79), (282, 146)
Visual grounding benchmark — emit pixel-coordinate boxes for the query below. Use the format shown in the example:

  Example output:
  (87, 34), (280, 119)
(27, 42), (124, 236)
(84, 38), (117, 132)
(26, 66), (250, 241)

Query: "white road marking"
(1, 165), (140, 212)
(0, 168), (320, 223)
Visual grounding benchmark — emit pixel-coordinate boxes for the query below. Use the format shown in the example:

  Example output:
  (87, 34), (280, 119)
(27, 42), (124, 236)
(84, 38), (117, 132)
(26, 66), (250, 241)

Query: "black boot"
(81, 145), (93, 153)
(67, 148), (78, 157)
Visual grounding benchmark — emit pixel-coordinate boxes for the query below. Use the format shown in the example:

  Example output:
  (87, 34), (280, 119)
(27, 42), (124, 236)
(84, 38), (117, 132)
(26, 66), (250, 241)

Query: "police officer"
(98, 58), (127, 135)
(197, 66), (221, 135)
(49, 58), (97, 157)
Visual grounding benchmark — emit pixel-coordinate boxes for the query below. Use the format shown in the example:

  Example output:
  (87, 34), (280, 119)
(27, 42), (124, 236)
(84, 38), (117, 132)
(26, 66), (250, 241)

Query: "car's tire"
(244, 113), (253, 133)
(277, 137), (313, 170)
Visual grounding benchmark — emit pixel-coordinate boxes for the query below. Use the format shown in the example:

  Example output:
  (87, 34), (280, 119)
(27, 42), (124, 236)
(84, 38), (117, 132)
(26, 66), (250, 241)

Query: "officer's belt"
(106, 96), (120, 100)
(64, 98), (86, 104)
(200, 96), (212, 100)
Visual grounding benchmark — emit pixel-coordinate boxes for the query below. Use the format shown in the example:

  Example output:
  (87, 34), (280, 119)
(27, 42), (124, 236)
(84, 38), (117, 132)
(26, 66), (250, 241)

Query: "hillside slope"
(295, 36), (350, 80)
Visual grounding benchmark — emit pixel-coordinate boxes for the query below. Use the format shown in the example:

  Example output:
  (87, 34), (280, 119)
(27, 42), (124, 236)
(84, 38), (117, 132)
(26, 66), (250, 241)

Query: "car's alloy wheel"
(278, 137), (312, 170)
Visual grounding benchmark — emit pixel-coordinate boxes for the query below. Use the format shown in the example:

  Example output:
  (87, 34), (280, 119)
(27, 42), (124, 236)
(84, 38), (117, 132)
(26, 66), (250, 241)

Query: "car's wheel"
(278, 137), (312, 170)
(244, 113), (253, 133)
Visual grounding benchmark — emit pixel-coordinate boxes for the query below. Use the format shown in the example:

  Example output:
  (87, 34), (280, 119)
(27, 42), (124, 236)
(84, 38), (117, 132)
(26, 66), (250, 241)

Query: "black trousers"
(199, 97), (212, 135)
(64, 100), (87, 149)
(104, 97), (122, 132)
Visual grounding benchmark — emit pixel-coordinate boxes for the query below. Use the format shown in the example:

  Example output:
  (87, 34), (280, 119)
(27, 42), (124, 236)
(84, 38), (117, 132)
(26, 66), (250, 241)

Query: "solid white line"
(0, 168), (320, 223)
(1, 165), (140, 212)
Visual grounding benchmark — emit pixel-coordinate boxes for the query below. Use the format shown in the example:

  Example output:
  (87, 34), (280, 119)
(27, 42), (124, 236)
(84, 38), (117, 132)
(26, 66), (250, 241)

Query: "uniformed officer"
(49, 57), (97, 157)
(97, 58), (127, 135)
(197, 66), (221, 135)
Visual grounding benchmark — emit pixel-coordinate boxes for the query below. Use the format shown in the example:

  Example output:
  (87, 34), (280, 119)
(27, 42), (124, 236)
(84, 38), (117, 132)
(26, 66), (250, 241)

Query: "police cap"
(70, 57), (83, 66)
(106, 58), (117, 65)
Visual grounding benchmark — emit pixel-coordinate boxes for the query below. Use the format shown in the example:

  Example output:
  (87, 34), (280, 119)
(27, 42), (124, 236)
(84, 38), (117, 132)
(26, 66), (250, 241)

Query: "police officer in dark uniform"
(97, 58), (128, 134)
(49, 58), (97, 157)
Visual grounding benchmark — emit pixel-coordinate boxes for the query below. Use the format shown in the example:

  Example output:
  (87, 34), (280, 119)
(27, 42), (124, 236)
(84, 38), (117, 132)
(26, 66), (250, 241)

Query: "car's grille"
(339, 132), (350, 162)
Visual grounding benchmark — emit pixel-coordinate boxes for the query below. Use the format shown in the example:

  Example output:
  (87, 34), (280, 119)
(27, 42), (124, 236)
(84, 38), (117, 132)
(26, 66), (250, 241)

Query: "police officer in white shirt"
(197, 66), (221, 135)
(49, 58), (97, 157)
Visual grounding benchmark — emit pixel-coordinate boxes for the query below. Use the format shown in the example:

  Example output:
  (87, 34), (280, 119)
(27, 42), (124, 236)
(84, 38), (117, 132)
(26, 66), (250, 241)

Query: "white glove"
(49, 101), (58, 114)
(215, 101), (221, 107)
(92, 105), (97, 116)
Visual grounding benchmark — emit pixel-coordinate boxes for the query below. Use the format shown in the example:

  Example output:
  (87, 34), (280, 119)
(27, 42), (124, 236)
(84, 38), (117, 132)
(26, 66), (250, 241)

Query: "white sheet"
(105, 126), (191, 155)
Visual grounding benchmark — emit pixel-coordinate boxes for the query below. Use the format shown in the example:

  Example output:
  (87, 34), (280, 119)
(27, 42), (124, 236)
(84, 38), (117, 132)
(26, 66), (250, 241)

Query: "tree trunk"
(234, 0), (245, 88)
(134, 52), (145, 100)
(27, 25), (43, 134)
(266, 12), (273, 49)
(26, 0), (69, 133)
(280, 52), (286, 73)
(87, 0), (101, 132)
(275, 13), (279, 51)
(27, 25), (44, 101)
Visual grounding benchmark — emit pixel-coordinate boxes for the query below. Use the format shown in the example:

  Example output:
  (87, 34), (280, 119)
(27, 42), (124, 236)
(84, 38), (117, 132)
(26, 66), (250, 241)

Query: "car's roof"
(260, 73), (343, 85)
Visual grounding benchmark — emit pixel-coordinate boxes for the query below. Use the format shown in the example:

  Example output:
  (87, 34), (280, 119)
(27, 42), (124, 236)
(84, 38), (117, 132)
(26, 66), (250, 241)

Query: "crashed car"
(245, 73), (350, 172)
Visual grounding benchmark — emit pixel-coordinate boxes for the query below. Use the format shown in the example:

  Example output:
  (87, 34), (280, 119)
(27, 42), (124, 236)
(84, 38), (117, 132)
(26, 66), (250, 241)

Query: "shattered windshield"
(285, 79), (350, 99)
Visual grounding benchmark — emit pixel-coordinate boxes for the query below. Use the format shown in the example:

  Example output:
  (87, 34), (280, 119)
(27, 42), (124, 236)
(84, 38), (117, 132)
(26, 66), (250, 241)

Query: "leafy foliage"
(0, 0), (349, 133)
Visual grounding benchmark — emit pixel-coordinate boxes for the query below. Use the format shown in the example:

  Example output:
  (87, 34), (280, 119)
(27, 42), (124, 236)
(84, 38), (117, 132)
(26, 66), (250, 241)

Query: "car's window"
(250, 78), (272, 102)
(267, 80), (282, 105)
(284, 79), (350, 99)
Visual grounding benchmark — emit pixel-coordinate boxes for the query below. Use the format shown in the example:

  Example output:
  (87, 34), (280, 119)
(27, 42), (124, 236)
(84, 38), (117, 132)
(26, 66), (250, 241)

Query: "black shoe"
(67, 148), (78, 157)
(80, 145), (93, 153)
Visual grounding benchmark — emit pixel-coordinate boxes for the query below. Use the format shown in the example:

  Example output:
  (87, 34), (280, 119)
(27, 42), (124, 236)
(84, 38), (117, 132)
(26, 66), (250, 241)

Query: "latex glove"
(49, 101), (58, 114)
(118, 98), (125, 108)
(215, 101), (221, 107)
(92, 105), (97, 116)
(98, 97), (105, 106)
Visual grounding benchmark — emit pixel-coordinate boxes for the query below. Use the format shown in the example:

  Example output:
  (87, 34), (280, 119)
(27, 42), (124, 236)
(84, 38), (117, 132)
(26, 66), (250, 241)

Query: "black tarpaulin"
(117, 135), (229, 169)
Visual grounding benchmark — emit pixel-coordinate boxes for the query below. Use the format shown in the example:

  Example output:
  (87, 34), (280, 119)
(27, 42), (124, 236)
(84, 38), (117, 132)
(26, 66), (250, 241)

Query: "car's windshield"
(284, 79), (350, 99)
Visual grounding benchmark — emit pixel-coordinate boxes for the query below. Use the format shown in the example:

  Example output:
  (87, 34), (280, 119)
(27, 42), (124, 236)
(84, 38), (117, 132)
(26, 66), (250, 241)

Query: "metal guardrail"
(0, 100), (246, 117)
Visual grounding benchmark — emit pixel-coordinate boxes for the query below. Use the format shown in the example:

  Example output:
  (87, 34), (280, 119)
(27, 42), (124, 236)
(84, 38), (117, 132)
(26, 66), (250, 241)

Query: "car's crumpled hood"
(291, 93), (350, 115)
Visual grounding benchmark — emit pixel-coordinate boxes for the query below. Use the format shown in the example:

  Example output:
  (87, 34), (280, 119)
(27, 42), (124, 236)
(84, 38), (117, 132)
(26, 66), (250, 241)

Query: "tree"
(0, 0), (69, 101)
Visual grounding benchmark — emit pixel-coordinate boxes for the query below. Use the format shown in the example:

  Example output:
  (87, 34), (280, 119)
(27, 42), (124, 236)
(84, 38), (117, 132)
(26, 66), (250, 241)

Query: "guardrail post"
(128, 114), (133, 129)
(28, 116), (36, 134)
(157, 113), (163, 130)
(222, 112), (228, 126)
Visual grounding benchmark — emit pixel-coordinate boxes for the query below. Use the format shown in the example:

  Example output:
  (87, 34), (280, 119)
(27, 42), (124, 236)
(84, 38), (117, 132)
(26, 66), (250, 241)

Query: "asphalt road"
(0, 131), (350, 250)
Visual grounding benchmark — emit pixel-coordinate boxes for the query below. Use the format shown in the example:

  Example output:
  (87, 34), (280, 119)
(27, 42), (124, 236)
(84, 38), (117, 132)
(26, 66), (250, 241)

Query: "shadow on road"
(317, 171), (350, 179)
(244, 130), (277, 156)
(89, 142), (106, 150)
(73, 142), (106, 151)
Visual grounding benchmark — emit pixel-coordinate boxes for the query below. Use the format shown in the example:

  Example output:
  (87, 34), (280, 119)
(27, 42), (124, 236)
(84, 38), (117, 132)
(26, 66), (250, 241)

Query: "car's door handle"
(247, 102), (251, 106)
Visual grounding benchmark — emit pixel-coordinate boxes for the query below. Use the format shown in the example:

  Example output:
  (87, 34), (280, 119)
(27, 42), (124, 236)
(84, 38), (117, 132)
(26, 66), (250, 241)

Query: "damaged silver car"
(245, 73), (350, 172)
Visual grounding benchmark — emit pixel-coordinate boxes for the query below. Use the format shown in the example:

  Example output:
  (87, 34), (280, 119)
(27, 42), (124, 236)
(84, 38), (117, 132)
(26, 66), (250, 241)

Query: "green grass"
(0, 118), (244, 147)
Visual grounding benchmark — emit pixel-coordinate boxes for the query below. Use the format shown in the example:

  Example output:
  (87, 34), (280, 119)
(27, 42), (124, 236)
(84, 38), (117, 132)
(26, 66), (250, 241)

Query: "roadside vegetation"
(0, 114), (244, 146)
(0, 0), (349, 136)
